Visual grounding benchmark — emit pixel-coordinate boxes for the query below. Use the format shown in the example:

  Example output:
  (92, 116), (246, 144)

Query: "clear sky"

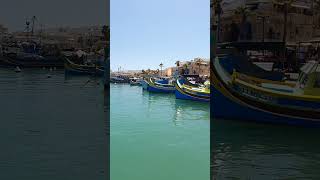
(0, 0), (109, 31)
(111, 0), (209, 71)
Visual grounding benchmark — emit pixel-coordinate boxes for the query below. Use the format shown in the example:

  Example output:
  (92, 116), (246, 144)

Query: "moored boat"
(143, 77), (175, 93)
(129, 78), (142, 86)
(175, 77), (210, 102)
(212, 54), (320, 126)
(64, 57), (104, 76)
(0, 41), (64, 68)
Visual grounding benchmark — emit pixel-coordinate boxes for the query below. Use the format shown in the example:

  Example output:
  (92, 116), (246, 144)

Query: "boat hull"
(211, 57), (320, 126)
(141, 79), (148, 90)
(144, 79), (175, 93)
(147, 84), (175, 93)
(211, 84), (320, 127)
(175, 80), (210, 102)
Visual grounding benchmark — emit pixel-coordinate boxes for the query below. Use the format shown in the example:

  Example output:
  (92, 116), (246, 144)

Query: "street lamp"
(159, 63), (163, 76)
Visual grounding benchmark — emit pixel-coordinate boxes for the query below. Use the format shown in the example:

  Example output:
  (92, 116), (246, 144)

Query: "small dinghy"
(15, 66), (21, 73)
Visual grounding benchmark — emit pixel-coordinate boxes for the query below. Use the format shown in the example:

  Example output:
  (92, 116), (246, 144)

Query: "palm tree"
(159, 63), (164, 76)
(175, 61), (180, 67)
(235, 6), (250, 25)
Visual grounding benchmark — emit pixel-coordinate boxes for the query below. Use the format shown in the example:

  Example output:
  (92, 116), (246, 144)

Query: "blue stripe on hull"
(211, 86), (320, 127)
(147, 85), (175, 93)
(175, 88), (209, 102)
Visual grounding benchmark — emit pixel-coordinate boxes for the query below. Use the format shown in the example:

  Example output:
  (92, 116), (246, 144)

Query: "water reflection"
(0, 69), (107, 179)
(211, 120), (320, 179)
(174, 100), (210, 125)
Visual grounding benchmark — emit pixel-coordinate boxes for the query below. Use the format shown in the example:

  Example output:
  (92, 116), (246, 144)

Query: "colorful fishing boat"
(64, 57), (104, 76)
(143, 77), (175, 93)
(130, 78), (142, 86)
(0, 42), (64, 68)
(175, 77), (210, 102)
(210, 2), (320, 126)
(212, 54), (320, 126)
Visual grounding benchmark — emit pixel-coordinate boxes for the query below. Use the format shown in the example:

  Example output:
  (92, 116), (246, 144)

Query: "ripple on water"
(0, 69), (107, 180)
(111, 84), (210, 180)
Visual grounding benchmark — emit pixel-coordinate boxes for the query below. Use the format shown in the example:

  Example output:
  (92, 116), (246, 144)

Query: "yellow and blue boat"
(143, 77), (175, 93)
(212, 56), (320, 126)
(64, 57), (104, 76)
(175, 77), (210, 102)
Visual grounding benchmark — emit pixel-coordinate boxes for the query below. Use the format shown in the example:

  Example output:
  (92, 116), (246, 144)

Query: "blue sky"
(111, 0), (209, 71)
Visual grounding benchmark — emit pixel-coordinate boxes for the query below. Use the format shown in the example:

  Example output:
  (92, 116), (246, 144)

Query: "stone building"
(167, 58), (210, 77)
(218, 0), (320, 43)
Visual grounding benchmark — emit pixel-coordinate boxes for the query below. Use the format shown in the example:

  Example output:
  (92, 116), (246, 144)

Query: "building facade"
(219, 0), (320, 43)
(167, 58), (210, 77)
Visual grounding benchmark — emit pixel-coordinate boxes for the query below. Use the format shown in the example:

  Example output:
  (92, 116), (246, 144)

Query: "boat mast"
(31, 16), (37, 37)
(25, 18), (31, 40)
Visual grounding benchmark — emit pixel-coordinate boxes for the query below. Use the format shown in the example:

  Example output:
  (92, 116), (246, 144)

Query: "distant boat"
(130, 78), (142, 86)
(110, 76), (127, 83)
(64, 57), (104, 76)
(175, 77), (210, 102)
(0, 42), (64, 68)
(15, 66), (21, 73)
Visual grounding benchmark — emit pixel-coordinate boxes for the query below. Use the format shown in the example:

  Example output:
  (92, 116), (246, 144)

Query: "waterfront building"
(219, 0), (320, 43)
(167, 58), (210, 77)
(7, 25), (107, 52)
(164, 67), (178, 77)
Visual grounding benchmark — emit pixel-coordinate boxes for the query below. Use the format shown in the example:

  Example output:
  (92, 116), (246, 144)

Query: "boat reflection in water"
(173, 100), (209, 125)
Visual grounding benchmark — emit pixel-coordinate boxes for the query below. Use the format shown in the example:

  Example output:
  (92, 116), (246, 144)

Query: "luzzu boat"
(143, 77), (175, 93)
(64, 57), (104, 76)
(130, 78), (142, 86)
(212, 55), (320, 126)
(175, 77), (210, 102)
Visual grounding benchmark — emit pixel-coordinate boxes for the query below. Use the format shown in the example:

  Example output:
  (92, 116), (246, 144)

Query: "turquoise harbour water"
(111, 84), (210, 180)
(212, 120), (320, 179)
(0, 68), (108, 179)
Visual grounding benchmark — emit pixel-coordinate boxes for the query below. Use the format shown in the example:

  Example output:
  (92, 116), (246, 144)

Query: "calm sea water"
(0, 68), (108, 180)
(110, 84), (210, 180)
(212, 120), (320, 180)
